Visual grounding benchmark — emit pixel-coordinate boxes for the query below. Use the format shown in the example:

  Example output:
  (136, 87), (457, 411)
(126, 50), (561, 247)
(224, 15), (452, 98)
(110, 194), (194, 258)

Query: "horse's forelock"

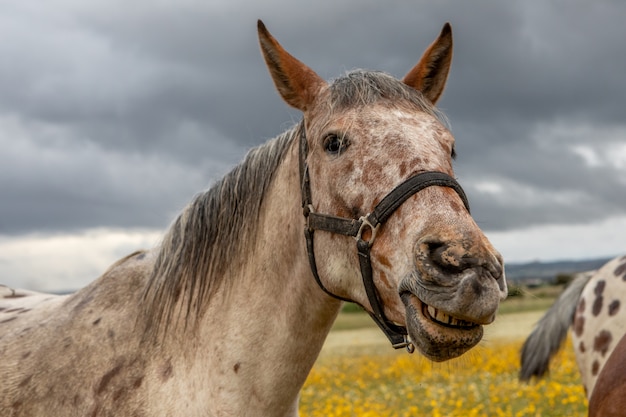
(328, 70), (449, 128)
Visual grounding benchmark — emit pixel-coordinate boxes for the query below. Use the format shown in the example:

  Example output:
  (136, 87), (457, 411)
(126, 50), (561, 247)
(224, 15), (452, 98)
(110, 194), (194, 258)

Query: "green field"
(300, 286), (588, 416)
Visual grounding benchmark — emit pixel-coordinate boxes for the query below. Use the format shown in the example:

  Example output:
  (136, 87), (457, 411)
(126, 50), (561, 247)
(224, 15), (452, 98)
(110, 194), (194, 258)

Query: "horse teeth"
(428, 305), (449, 323)
(426, 304), (472, 327)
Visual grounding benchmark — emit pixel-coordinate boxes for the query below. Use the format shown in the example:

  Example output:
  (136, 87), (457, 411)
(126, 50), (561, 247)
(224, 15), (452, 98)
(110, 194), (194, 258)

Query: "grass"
(301, 285), (588, 416)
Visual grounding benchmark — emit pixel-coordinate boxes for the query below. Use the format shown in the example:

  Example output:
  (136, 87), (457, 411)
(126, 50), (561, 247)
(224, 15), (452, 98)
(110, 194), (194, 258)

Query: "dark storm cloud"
(1, 0), (625, 236)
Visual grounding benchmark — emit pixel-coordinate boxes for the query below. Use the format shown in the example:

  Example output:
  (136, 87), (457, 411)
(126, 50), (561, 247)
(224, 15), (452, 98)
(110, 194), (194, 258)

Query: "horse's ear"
(403, 23), (453, 105)
(258, 20), (326, 112)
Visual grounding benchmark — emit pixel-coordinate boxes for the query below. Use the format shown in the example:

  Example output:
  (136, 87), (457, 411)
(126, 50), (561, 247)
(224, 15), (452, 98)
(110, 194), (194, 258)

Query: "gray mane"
(142, 126), (298, 334)
(141, 70), (446, 335)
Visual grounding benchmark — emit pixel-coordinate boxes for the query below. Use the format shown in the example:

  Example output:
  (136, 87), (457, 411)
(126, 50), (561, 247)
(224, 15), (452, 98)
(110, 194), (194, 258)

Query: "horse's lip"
(401, 292), (483, 361)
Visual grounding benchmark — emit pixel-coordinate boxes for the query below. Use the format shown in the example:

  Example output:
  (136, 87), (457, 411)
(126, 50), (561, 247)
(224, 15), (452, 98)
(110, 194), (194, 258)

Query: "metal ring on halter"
(355, 216), (379, 246)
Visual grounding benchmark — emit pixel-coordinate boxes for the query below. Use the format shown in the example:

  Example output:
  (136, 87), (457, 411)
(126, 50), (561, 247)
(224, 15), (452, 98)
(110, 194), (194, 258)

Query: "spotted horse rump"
(520, 255), (626, 401)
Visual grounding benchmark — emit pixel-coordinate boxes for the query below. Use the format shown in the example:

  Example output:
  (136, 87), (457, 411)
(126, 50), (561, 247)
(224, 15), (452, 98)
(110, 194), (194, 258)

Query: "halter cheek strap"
(298, 125), (470, 350)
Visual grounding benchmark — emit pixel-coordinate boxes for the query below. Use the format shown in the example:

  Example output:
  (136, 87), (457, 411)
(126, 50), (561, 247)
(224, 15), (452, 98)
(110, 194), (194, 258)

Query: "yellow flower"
(300, 339), (587, 416)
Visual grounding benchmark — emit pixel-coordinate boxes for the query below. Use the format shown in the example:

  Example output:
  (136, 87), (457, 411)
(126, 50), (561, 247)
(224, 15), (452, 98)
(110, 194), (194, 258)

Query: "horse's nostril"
(422, 240), (465, 274)
(426, 241), (447, 255)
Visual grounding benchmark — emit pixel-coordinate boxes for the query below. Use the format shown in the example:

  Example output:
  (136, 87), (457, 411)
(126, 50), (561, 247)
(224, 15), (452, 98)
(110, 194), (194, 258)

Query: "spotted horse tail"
(519, 273), (593, 381)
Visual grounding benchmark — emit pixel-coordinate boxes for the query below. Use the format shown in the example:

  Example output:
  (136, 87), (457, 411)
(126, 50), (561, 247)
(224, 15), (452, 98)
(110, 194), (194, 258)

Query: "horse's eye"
(323, 134), (349, 155)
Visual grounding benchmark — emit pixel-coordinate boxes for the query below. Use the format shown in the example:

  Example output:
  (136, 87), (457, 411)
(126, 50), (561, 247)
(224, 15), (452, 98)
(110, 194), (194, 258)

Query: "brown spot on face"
(574, 314), (585, 337)
(446, 193), (464, 213)
(377, 255), (392, 269)
(233, 362), (241, 373)
(577, 297), (586, 314)
(21, 351), (31, 359)
(592, 360), (601, 376)
(609, 300), (620, 316)
(93, 318), (101, 325)
(399, 158), (424, 178)
(399, 161), (408, 177)
(362, 160), (384, 186)
(351, 194), (364, 218)
(579, 341), (586, 353)
(344, 160), (354, 173)
(593, 330), (613, 357)
(96, 364), (123, 395)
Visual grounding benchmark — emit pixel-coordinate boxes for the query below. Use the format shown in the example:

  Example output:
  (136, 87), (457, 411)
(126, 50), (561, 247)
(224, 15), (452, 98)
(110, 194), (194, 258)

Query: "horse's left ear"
(258, 20), (326, 112)
(403, 23), (453, 105)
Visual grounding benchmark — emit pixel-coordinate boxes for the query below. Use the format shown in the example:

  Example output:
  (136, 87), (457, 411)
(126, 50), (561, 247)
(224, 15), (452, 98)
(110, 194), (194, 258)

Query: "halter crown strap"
(298, 125), (470, 350)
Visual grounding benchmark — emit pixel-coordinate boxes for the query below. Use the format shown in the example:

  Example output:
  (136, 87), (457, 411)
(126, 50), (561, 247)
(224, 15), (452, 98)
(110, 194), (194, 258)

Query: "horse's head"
(258, 21), (506, 361)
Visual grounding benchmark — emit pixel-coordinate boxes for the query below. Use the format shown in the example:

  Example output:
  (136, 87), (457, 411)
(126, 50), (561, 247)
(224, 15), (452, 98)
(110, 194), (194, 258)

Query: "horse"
(520, 255), (626, 403)
(1, 20), (507, 416)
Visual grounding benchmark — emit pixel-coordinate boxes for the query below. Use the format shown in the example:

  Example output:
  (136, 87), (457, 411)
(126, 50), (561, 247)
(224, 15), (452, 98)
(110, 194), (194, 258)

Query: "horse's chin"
(401, 292), (483, 362)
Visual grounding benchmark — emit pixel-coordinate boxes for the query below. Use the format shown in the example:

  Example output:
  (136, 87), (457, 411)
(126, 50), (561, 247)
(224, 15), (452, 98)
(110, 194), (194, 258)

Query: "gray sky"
(2, 1), (626, 291)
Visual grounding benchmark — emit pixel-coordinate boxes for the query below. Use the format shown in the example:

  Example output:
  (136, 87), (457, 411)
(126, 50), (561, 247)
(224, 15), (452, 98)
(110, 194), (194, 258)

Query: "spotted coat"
(520, 254), (626, 400)
(572, 255), (626, 396)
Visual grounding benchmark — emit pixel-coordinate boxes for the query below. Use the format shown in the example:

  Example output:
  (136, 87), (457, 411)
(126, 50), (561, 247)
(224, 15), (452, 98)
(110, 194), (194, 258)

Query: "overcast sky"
(2, 1), (625, 292)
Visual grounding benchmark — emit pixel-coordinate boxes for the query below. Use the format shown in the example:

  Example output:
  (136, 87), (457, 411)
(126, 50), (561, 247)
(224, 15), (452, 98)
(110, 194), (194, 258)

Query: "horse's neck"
(176, 142), (341, 415)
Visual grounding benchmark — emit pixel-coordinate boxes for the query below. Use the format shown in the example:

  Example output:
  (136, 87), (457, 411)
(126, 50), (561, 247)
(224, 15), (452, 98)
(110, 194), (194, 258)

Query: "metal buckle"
(303, 204), (315, 230)
(391, 336), (415, 353)
(356, 215), (380, 246)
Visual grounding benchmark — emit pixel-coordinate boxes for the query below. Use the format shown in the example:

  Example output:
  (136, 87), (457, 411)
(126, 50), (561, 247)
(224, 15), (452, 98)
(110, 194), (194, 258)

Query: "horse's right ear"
(258, 20), (326, 112)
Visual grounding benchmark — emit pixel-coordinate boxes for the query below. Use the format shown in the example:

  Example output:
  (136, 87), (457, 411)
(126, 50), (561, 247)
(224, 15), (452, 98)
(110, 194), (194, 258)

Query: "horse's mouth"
(401, 292), (483, 362)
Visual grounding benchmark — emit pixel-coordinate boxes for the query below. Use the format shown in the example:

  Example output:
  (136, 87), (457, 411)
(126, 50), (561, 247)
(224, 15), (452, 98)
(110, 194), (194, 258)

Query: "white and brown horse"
(520, 255), (626, 412)
(1, 21), (506, 416)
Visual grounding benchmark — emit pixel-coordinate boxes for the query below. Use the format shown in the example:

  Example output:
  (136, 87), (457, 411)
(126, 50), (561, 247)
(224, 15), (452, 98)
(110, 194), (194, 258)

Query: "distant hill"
(505, 257), (614, 284)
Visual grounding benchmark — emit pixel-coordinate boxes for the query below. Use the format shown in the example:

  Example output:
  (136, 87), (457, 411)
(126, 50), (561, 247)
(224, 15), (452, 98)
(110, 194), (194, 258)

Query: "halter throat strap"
(298, 125), (470, 350)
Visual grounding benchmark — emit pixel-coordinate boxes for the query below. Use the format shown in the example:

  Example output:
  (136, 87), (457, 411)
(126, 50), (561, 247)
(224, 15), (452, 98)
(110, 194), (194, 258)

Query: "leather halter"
(298, 124), (471, 350)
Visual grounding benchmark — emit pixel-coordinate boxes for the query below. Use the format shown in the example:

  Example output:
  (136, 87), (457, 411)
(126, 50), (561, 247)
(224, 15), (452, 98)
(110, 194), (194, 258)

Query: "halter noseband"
(298, 125), (471, 351)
